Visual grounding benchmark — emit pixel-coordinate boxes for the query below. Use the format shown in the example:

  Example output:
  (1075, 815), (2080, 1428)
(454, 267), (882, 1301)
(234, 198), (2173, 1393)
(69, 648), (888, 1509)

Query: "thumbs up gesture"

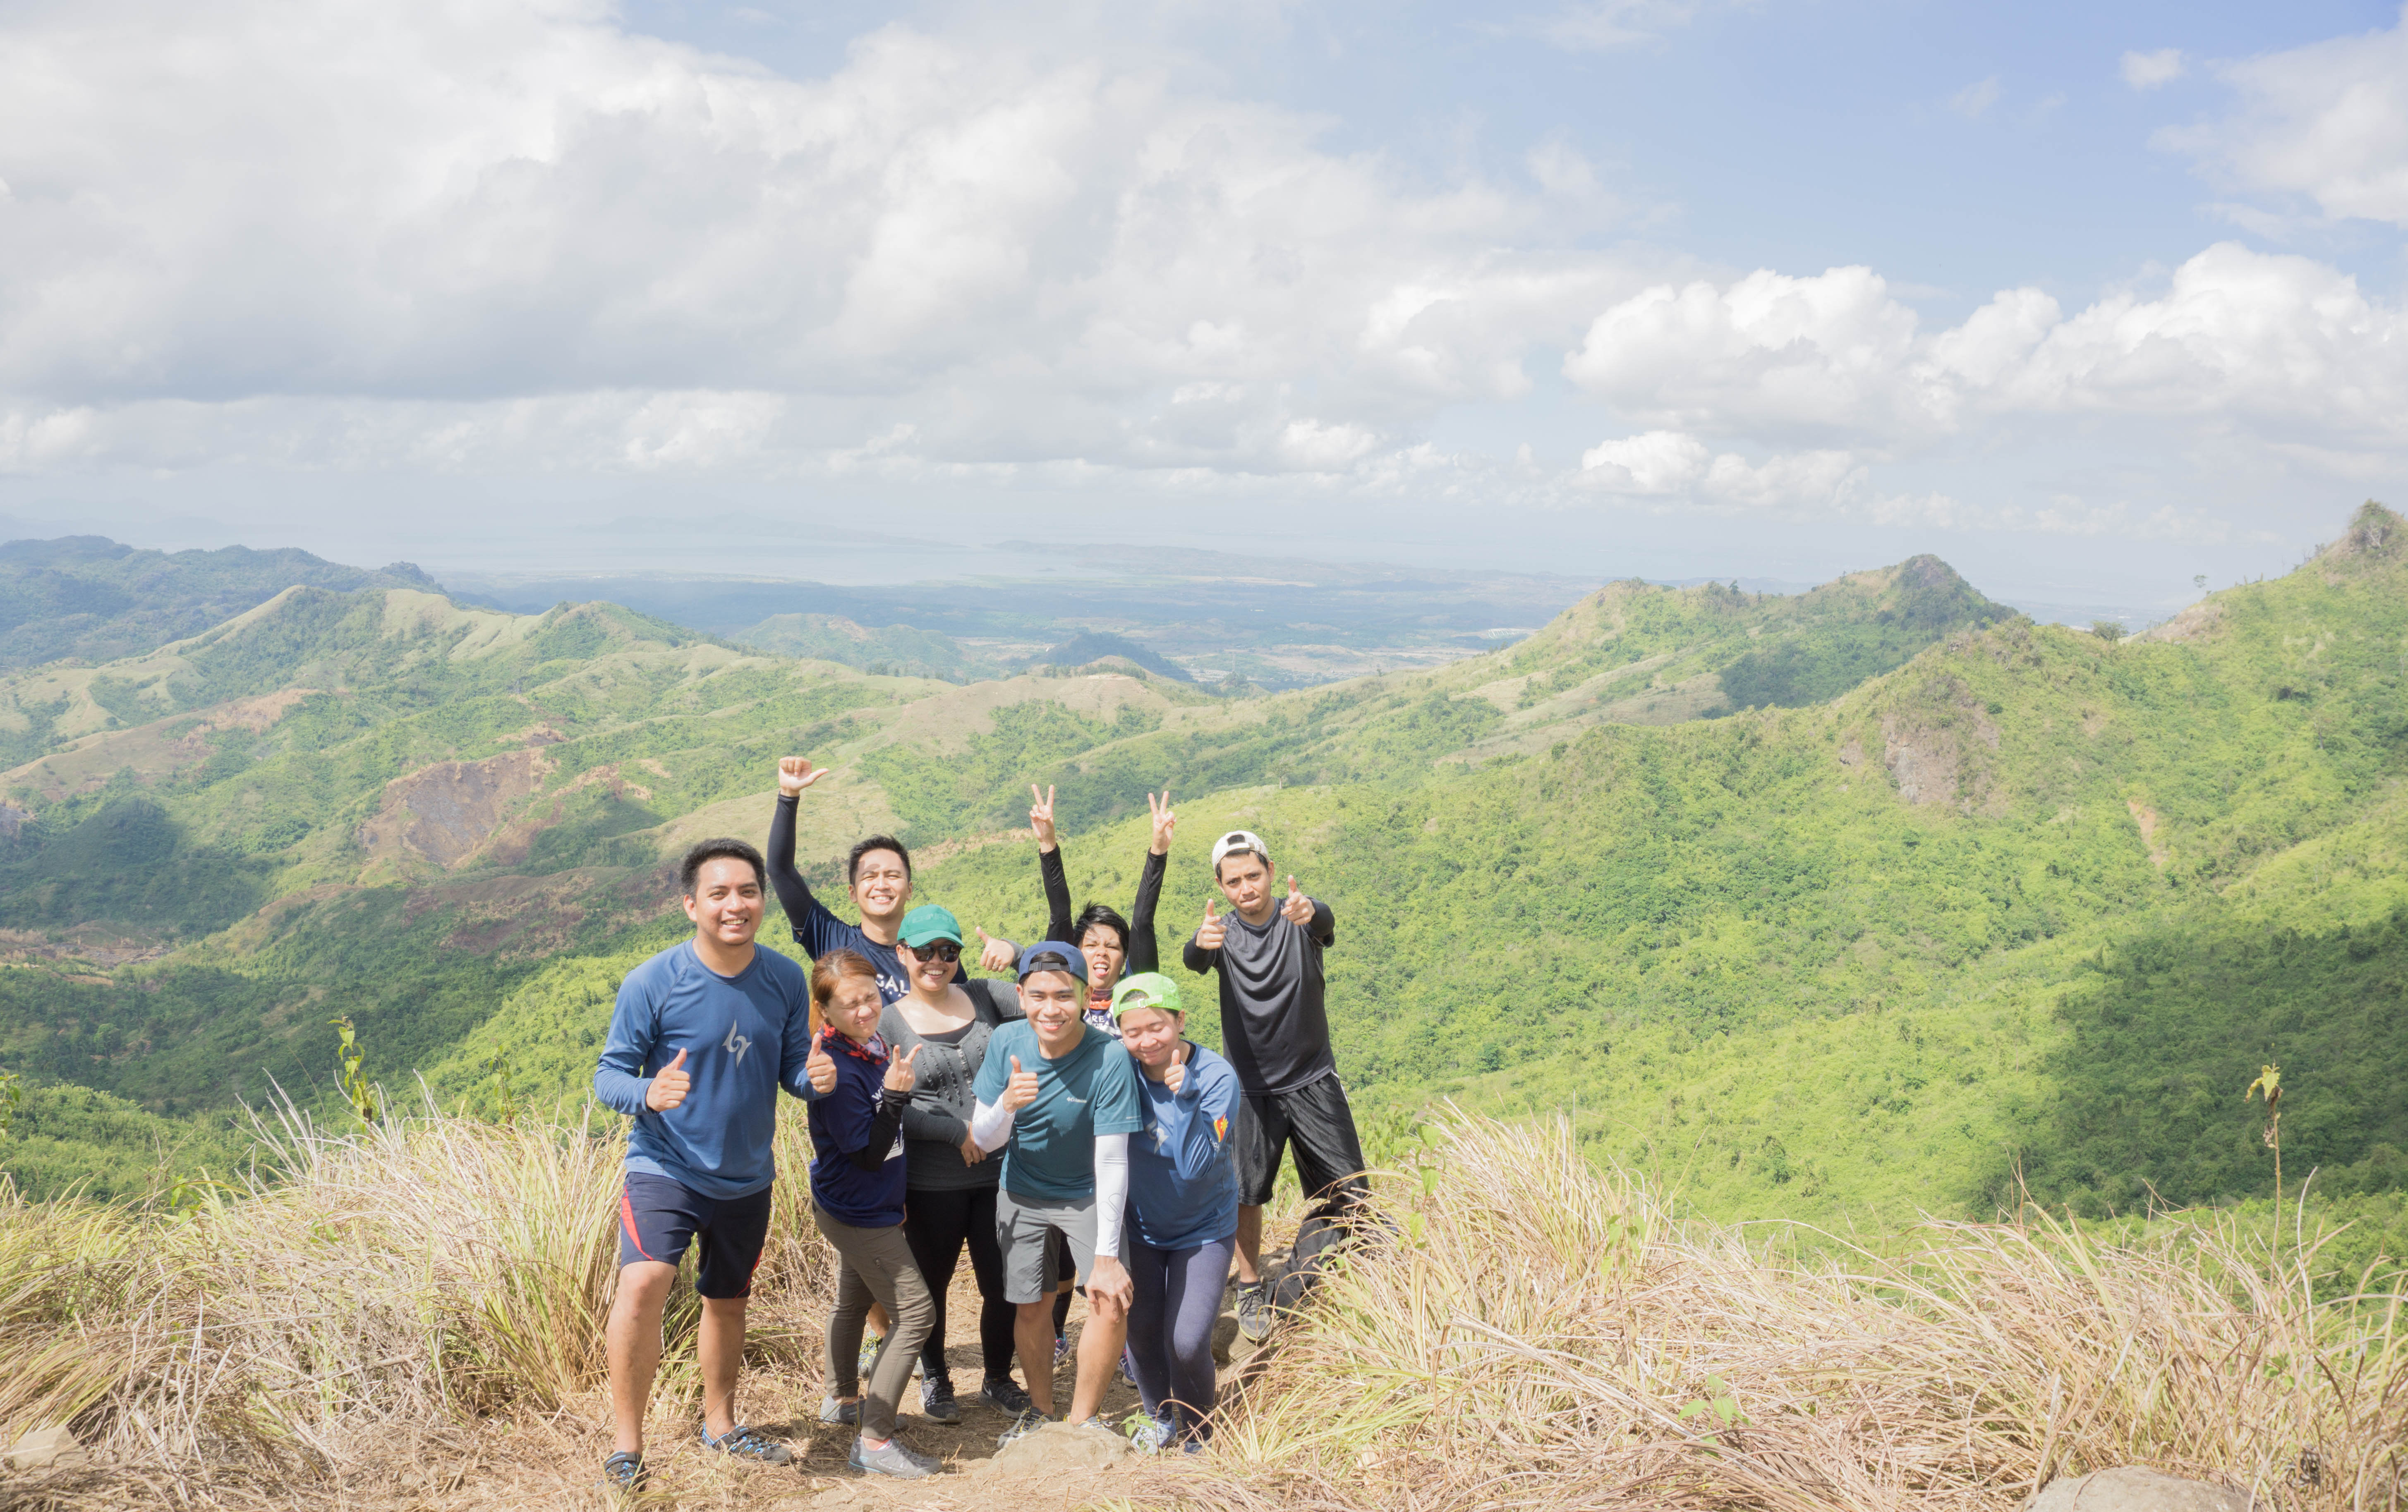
(1000, 1055), (1042, 1112)
(1281, 875), (1313, 926)
(884, 1043), (922, 1093)
(1164, 1040), (1189, 1097)
(976, 926), (1018, 974)
(805, 1029), (837, 1094)
(647, 1048), (692, 1111)
(1197, 897), (1224, 951)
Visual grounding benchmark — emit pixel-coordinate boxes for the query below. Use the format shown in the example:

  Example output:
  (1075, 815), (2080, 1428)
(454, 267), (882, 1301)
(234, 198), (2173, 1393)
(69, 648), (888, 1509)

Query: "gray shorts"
(997, 1187), (1097, 1304)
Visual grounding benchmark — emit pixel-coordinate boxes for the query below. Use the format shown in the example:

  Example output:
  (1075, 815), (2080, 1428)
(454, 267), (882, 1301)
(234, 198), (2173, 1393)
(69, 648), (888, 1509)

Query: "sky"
(2, 0), (2405, 610)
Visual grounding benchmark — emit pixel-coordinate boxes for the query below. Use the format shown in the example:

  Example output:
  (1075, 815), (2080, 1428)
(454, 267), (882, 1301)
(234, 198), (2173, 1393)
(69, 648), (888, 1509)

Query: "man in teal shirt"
(970, 941), (1142, 1440)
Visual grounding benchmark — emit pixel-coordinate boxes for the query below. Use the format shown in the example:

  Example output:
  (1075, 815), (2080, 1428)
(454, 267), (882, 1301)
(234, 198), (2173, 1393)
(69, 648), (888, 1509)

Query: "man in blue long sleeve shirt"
(591, 838), (835, 1493)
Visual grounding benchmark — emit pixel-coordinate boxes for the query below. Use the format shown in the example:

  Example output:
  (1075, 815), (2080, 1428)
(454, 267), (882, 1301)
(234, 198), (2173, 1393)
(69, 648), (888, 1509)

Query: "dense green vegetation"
(2, 510), (2403, 1239)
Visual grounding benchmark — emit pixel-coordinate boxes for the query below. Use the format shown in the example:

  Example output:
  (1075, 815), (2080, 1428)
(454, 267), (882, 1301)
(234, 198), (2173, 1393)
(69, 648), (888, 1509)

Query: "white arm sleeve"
(971, 1098), (1016, 1152)
(1093, 1133), (1129, 1260)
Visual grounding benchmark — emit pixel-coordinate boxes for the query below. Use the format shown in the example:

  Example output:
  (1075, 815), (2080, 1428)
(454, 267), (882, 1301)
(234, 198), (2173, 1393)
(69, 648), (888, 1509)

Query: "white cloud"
(1501, 0), (1700, 52)
(2120, 48), (2186, 89)
(1950, 77), (2002, 119)
(2158, 9), (2408, 227)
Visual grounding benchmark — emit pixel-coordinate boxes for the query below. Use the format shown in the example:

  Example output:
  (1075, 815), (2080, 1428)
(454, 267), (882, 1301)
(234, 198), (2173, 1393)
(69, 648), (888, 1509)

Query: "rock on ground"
(5, 1425), (88, 1470)
(2025, 1466), (2255, 1512)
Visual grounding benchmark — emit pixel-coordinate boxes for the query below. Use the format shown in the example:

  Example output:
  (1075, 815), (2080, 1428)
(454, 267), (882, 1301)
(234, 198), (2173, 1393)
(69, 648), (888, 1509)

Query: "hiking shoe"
(848, 1434), (939, 1479)
(980, 1376), (1032, 1415)
(1052, 1332), (1071, 1367)
(1120, 1345), (1138, 1388)
(920, 1375), (961, 1423)
(819, 1397), (862, 1426)
(1236, 1280), (1272, 1343)
(858, 1335), (883, 1380)
(598, 1450), (647, 1493)
(700, 1422), (793, 1464)
(1123, 1412), (1175, 1455)
(996, 1408), (1052, 1448)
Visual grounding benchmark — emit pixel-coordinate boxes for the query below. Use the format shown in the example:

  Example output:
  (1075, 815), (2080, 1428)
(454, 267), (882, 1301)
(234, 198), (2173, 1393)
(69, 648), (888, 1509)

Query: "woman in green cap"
(879, 902), (1035, 1424)
(1109, 972), (1242, 1451)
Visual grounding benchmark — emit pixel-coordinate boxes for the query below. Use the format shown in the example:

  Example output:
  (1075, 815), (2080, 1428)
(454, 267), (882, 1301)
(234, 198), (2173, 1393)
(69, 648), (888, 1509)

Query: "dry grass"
(1142, 1111), (2408, 1512)
(0, 1089), (831, 1504)
(5, 1101), (2402, 1512)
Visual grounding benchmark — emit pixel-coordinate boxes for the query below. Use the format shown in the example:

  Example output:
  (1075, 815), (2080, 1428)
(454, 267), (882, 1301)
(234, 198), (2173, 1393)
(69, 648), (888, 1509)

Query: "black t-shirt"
(1181, 900), (1336, 1096)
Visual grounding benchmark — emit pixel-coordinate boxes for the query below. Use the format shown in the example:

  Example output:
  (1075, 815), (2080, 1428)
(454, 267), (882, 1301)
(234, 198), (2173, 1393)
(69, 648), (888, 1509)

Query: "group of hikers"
(589, 759), (1370, 1489)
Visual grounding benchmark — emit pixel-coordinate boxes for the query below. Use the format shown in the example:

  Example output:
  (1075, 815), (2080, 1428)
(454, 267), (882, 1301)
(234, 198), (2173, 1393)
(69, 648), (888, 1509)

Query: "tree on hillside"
(2090, 620), (2126, 645)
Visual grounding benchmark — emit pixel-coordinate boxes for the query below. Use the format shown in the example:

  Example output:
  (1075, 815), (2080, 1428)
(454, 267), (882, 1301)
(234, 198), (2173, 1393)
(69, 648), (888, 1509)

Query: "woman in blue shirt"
(1107, 972), (1241, 1451)
(807, 949), (940, 1480)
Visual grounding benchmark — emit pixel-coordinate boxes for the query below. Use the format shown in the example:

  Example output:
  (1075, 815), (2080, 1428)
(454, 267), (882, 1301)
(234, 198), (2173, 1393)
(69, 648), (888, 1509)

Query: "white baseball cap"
(1210, 829), (1270, 869)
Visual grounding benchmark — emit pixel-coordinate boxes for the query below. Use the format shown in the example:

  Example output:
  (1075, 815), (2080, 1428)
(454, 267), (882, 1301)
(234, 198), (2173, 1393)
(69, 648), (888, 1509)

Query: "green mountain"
(2, 509), (2403, 1230)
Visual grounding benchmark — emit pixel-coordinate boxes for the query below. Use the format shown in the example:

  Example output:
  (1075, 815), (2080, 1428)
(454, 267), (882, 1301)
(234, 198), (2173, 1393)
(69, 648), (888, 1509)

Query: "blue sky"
(1, 0), (2404, 610)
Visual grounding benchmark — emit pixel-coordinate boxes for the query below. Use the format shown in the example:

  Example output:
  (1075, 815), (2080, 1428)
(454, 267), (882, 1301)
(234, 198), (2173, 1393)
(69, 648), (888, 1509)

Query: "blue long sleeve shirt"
(1126, 1040), (1241, 1251)
(593, 940), (820, 1199)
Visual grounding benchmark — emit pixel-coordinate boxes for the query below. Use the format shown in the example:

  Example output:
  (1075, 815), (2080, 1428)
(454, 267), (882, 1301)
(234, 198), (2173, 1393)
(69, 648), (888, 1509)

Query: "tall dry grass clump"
(1162, 1111), (2406, 1512)
(0, 1091), (831, 1492)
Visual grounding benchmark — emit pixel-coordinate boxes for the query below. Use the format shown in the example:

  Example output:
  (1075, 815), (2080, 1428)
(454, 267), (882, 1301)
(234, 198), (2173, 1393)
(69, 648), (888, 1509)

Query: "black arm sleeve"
(847, 1090), (910, 1172)
(1128, 849), (1166, 974)
(1181, 935), (1216, 974)
(767, 795), (817, 935)
(1040, 843), (1074, 944)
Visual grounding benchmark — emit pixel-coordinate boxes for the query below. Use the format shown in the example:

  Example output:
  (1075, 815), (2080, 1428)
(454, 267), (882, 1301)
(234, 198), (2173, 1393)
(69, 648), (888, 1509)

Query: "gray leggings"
(1124, 1231), (1235, 1440)
(813, 1206), (934, 1442)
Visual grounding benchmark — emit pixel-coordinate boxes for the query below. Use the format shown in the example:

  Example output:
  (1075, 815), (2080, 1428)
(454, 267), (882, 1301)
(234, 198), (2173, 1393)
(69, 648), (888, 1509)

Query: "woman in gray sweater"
(877, 904), (1031, 1423)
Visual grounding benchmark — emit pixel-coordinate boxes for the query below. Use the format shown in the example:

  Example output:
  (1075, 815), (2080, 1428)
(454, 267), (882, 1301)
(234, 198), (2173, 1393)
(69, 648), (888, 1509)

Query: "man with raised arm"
(767, 756), (963, 1004)
(591, 838), (839, 1495)
(968, 941), (1145, 1443)
(1181, 828), (1366, 1344)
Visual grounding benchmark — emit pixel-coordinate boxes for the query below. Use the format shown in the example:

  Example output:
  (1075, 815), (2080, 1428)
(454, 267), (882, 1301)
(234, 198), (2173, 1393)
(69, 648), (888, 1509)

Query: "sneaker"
(849, 1434), (940, 1479)
(598, 1450), (647, 1493)
(920, 1375), (961, 1423)
(1052, 1333), (1071, 1367)
(996, 1408), (1052, 1448)
(1123, 1412), (1175, 1455)
(980, 1376), (1032, 1416)
(858, 1335), (883, 1380)
(819, 1397), (862, 1426)
(1236, 1280), (1272, 1343)
(1119, 1346), (1138, 1388)
(700, 1422), (793, 1464)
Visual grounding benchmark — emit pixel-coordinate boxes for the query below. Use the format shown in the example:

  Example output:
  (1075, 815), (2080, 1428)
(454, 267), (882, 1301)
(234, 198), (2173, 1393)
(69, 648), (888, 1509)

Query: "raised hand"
(805, 1029), (837, 1094)
(1000, 1055), (1042, 1112)
(1196, 898), (1224, 952)
(779, 756), (832, 798)
(976, 926), (1018, 974)
(1282, 875), (1313, 926)
(884, 1043), (922, 1093)
(1165, 1040), (1188, 1097)
(647, 1048), (691, 1111)
(1147, 789), (1176, 856)
(1028, 784), (1057, 849)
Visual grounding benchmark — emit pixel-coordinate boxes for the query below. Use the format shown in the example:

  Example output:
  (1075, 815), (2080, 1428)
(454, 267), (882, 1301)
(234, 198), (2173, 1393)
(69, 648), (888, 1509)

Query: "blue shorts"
(618, 1172), (775, 1299)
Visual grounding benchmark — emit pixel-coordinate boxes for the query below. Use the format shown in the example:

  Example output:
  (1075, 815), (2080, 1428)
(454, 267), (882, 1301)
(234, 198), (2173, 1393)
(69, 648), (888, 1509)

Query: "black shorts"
(1235, 1074), (1370, 1210)
(618, 1172), (775, 1299)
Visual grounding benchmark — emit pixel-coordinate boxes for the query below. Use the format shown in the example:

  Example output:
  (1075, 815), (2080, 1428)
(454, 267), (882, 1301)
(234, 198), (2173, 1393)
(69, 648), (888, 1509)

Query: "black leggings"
(901, 1184), (1016, 1383)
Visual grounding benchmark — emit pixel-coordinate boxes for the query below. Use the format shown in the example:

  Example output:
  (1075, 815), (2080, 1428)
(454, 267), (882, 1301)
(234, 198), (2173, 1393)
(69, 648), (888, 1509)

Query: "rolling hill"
(2, 508), (2402, 1231)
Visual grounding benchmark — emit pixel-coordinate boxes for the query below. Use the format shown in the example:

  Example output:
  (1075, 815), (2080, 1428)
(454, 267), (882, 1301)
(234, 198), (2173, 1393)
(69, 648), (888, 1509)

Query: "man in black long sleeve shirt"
(1181, 828), (1366, 1341)
(766, 757), (964, 1003)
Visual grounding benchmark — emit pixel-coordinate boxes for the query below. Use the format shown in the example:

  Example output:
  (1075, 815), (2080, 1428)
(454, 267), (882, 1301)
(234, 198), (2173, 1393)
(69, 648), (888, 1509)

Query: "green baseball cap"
(897, 904), (963, 948)
(1109, 972), (1184, 1020)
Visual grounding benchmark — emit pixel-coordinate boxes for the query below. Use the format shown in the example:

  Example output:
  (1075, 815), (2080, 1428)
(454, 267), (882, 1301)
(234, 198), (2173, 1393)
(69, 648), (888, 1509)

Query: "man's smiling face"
(851, 847), (911, 922)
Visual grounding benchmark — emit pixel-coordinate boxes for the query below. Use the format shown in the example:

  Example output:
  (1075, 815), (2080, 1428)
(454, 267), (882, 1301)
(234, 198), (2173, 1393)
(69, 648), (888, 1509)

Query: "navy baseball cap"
(1016, 940), (1090, 983)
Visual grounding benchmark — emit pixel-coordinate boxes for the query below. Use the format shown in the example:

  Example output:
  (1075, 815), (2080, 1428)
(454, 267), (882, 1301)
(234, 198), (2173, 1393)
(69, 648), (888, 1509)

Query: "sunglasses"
(906, 940), (962, 963)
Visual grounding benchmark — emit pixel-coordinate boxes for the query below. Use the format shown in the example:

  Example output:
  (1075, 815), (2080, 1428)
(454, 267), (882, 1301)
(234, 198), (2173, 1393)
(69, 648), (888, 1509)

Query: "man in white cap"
(1181, 828), (1366, 1342)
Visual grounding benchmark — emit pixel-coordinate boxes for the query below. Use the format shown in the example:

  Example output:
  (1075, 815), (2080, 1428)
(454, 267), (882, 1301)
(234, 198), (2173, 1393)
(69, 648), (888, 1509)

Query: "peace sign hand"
(1147, 789), (1176, 856)
(884, 1043), (922, 1093)
(779, 756), (832, 798)
(1281, 876), (1313, 926)
(1028, 785), (1057, 849)
(805, 1029), (837, 1094)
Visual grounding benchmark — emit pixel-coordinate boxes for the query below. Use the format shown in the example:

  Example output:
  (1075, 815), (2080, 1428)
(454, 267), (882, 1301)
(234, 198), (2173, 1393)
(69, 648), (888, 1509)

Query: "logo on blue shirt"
(722, 1019), (753, 1066)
